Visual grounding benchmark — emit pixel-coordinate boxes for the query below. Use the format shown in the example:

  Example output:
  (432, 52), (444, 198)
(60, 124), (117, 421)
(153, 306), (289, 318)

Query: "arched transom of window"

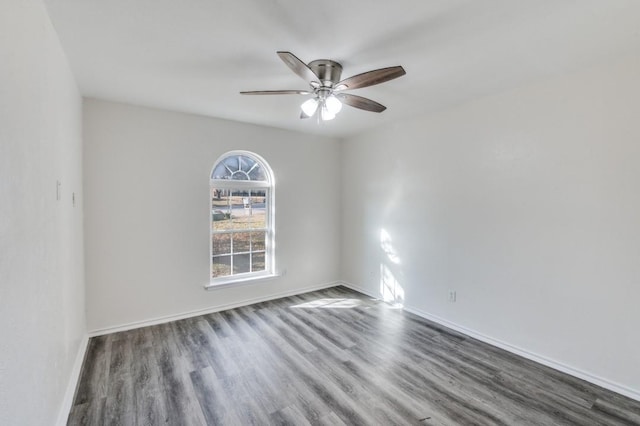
(211, 154), (269, 182)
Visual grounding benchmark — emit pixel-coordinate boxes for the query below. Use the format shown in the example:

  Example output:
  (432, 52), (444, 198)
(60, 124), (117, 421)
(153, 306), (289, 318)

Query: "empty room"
(2, 0), (640, 424)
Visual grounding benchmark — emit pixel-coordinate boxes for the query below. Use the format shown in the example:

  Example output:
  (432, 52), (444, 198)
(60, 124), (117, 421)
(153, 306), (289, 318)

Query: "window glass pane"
(212, 255), (231, 278)
(250, 231), (266, 251)
(229, 190), (251, 228)
(212, 212), (232, 231)
(232, 232), (251, 253)
(212, 188), (233, 231)
(211, 163), (230, 180)
(247, 162), (266, 181)
(212, 234), (231, 255)
(248, 190), (266, 229)
(232, 191), (266, 229)
(233, 254), (251, 274)
(252, 252), (265, 272)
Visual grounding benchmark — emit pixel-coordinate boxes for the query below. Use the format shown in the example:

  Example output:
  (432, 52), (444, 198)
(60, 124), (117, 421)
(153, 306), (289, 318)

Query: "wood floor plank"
(104, 338), (135, 425)
(68, 286), (640, 425)
(152, 328), (207, 426)
(236, 308), (342, 424)
(132, 345), (168, 425)
(67, 398), (106, 426)
(73, 335), (111, 405)
(593, 396), (640, 425)
(190, 366), (228, 425)
(268, 306), (353, 363)
(270, 405), (313, 426)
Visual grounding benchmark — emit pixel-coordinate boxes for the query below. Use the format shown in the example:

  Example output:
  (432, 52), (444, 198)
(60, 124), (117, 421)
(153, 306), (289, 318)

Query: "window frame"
(207, 151), (275, 288)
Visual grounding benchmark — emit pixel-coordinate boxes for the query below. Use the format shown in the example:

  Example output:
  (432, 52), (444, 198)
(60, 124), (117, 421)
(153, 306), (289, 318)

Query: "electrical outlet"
(448, 290), (457, 303)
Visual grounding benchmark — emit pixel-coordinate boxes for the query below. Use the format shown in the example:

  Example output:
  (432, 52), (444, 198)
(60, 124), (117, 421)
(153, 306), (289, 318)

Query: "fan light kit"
(241, 52), (406, 122)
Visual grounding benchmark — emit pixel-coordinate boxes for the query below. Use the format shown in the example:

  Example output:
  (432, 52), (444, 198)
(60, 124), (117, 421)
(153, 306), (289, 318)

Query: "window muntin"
(210, 153), (273, 283)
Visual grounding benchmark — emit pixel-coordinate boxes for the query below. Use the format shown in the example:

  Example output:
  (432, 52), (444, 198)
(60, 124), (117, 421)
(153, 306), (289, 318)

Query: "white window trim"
(209, 151), (275, 288)
(204, 270), (280, 290)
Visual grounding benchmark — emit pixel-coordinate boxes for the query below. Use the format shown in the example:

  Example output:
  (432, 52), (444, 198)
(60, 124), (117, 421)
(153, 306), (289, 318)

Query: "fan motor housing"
(308, 60), (343, 86)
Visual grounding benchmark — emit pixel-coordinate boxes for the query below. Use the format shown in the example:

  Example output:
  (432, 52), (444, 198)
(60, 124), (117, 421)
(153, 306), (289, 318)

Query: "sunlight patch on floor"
(290, 298), (362, 309)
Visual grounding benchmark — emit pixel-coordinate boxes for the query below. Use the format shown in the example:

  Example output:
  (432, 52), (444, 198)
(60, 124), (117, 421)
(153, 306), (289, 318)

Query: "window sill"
(204, 272), (280, 290)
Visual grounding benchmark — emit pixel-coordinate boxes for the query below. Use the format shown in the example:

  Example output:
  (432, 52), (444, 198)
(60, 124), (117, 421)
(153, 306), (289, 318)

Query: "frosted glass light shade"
(321, 105), (336, 121)
(301, 98), (318, 116)
(325, 96), (342, 115)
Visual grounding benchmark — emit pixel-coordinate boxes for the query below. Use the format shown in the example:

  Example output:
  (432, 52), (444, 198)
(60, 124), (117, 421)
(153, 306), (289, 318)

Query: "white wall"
(83, 99), (341, 331)
(341, 55), (640, 398)
(0, 0), (85, 425)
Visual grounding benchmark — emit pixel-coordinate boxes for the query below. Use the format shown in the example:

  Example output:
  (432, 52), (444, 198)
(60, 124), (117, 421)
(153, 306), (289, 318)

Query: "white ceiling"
(44, 0), (640, 137)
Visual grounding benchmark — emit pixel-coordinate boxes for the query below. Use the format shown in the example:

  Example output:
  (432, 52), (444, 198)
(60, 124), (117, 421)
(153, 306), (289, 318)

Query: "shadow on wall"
(379, 229), (405, 307)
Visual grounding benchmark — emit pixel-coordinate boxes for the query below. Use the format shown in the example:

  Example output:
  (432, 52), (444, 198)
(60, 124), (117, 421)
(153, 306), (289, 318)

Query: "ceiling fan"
(240, 51), (406, 121)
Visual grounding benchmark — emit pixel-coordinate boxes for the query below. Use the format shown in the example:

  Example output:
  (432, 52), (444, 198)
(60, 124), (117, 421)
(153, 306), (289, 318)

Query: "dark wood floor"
(68, 286), (640, 425)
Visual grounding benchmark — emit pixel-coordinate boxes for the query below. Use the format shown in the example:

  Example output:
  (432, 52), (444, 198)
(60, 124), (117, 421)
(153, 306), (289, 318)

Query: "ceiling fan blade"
(240, 90), (311, 95)
(334, 66), (406, 91)
(336, 93), (387, 113)
(300, 111), (311, 119)
(277, 51), (320, 84)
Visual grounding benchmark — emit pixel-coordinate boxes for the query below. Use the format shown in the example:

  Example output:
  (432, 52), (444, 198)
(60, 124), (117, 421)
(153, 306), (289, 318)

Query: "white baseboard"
(56, 334), (89, 426)
(339, 281), (640, 403)
(88, 281), (341, 337)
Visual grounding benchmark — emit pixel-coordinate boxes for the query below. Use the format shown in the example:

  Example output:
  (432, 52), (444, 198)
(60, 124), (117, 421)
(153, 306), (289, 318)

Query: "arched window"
(209, 151), (274, 284)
